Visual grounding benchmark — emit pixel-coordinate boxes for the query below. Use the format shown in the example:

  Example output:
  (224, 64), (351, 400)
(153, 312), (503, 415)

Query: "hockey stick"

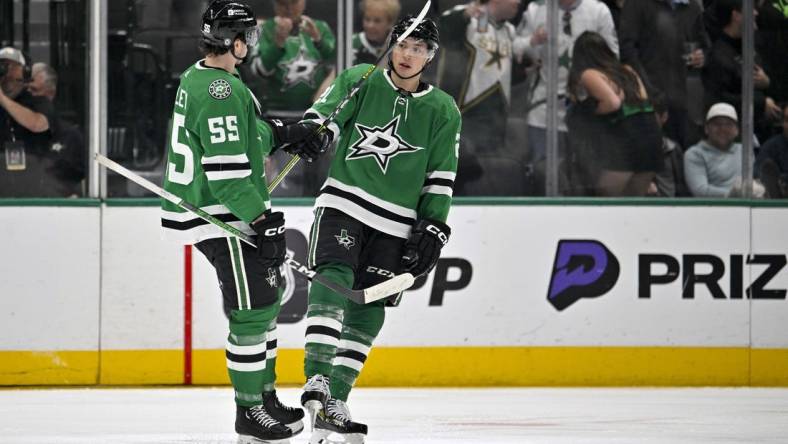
(95, 153), (415, 304)
(267, 0), (432, 192)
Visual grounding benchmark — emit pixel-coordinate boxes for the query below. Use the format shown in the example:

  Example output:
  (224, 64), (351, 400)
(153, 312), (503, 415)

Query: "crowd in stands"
(247, 0), (786, 199)
(442, 0), (786, 198)
(2, 0), (786, 199)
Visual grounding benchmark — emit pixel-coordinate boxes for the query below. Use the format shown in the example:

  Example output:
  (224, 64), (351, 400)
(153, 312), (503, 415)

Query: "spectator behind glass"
(354, 0), (401, 65)
(0, 47), (57, 197)
(28, 63), (57, 102)
(251, 0), (336, 112)
(0, 48), (52, 153)
(566, 31), (662, 197)
(755, 102), (788, 198)
(702, 0), (781, 144)
(619, 0), (709, 150)
(437, 0), (523, 195)
(755, 0), (788, 107)
(516, 0), (617, 195)
(684, 103), (762, 197)
(28, 62), (86, 197)
(647, 91), (690, 197)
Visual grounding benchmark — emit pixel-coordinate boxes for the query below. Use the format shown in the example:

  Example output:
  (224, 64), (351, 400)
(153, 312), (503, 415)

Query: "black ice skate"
(236, 404), (293, 444)
(309, 397), (368, 444)
(263, 390), (305, 435)
(301, 374), (330, 428)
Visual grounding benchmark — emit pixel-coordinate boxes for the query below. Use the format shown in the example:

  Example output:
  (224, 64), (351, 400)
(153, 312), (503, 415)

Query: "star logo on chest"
(347, 115), (423, 174)
(279, 45), (319, 89)
(484, 46), (504, 70)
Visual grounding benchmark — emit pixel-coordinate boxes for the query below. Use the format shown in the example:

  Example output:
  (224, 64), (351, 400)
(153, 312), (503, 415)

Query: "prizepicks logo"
(547, 240), (620, 311)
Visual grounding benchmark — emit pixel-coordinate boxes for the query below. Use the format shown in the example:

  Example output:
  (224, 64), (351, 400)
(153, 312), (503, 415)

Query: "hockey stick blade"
(267, 0), (432, 192)
(361, 272), (416, 304)
(95, 153), (407, 303)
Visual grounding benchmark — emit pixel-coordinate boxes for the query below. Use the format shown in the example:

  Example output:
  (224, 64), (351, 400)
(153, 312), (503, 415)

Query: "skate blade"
(309, 429), (365, 444)
(304, 400), (322, 430)
(237, 434), (291, 444)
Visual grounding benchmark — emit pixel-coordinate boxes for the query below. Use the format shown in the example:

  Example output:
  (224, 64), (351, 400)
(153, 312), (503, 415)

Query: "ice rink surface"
(0, 387), (787, 443)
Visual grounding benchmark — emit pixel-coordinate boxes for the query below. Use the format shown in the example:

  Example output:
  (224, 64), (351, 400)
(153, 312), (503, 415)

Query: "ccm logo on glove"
(250, 211), (287, 267)
(264, 225), (287, 237)
(426, 224), (449, 245)
(401, 219), (451, 277)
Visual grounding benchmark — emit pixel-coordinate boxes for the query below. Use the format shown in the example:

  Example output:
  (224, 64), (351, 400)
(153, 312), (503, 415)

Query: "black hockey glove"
(401, 219), (451, 277)
(268, 119), (331, 162)
(250, 211), (286, 267)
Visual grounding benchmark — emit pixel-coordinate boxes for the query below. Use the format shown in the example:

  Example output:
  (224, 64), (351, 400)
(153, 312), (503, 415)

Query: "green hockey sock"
(329, 299), (385, 401)
(227, 306), (278, 407)
(304, 264), (353, 378)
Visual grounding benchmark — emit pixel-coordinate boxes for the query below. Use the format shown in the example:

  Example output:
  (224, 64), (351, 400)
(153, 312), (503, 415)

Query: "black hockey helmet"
(201, 0), (259, 49)
(388, 15), (440, 55)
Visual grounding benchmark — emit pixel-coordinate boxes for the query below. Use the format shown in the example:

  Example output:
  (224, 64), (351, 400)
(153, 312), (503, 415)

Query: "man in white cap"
(684, 102), (753, 197)
(0, 47), (54, 172)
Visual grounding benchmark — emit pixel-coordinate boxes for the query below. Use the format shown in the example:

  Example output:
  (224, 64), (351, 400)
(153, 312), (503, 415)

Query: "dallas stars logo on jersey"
(208, 79), (232, 100)
(334, 229), (356, 250)
(265, 268), (278, 287)
(347, 115), (423, 174)
(278, 45), (319, 90)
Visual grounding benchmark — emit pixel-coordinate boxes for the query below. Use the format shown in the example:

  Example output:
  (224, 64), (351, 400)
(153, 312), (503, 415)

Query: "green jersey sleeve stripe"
(421, 185), (453, 197)
(202, 153), (251, 164)
(161, 204), (239, 221)
(205, 170), (252, 181)
(426, 171), (457, 181)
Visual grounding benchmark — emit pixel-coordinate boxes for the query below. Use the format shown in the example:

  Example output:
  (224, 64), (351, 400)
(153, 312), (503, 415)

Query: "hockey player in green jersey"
(160, 1), (330, 442)
(252, 0), (336, 112)
(298, 16), (462, 444)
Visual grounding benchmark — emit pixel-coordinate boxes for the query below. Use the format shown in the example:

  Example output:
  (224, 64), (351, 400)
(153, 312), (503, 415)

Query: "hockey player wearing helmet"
(387, 15), (440, 82)
(298, 15), (461, 444)
(161, 1), (330, 443)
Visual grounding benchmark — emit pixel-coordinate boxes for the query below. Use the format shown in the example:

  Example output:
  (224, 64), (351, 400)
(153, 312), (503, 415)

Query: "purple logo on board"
(547, 240), (620, 311)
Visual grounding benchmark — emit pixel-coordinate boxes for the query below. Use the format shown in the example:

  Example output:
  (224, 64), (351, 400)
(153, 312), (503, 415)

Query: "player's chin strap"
(230, 45), (248, 64)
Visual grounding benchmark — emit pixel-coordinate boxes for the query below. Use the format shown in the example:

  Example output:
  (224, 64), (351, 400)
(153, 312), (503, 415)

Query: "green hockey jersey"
(304, 64), (462, 239)
(161, 60), (276, 244)
(256, 18), (336, 111)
